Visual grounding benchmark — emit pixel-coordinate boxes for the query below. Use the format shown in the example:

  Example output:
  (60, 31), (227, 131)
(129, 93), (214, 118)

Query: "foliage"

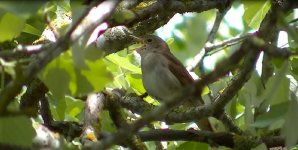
(0, 0), (297, 150)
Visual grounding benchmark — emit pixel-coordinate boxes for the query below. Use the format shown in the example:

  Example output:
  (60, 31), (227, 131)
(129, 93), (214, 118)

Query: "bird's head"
(131, 35), (169, 54)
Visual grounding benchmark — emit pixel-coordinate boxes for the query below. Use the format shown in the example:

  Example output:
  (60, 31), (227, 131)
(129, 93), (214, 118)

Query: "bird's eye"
(146, 38), (153, 42)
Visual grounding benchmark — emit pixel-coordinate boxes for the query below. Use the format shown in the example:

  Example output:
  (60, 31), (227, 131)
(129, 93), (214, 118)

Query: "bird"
(132, 34), (213, 131)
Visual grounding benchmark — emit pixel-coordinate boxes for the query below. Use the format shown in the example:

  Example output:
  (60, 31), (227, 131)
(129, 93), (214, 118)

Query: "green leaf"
(282, 99), (298, 148)
(105, 53), (142, 74)
(0, 1), (46, 19)
(43, 68), (70, 99)
(166, 37), (175, 45)
(0, 116), (36, 147)
(84, 59), (111, 89)
(241, 93), (254, 130)
(65, 96), (84, 121)
(272, 57), (285, 68)
(72, 34), (90, 69)
(176, 141), (208, 150)
(252, 143), (268, 150)
(101, 111), (116, 132)
(48, 94), (66, 121)
(23, 23), (42, 36)
(242, 0), (271, 29)
(57, 97), (67, 120)
(260, 62), (289, 110)
(40, 51), (112, 98)
(0, 12), (25, 42)
(228, 97), (238, 119)
(84, 45), (104, 61)
(201, 86), (209, 96)
(290, 58), (298, 75)
(169, 123), (190, 130)
(288, 33), (298, 49)
(125, 73), (145, 94)
(70, 1), (86, 23)
(252, 102), (288, 128)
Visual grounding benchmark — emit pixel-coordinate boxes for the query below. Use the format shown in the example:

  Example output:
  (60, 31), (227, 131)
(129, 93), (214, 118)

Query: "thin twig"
(188, 33), (254, 71)
(205, 33), (255, 54)
(206, 9), (228, 43)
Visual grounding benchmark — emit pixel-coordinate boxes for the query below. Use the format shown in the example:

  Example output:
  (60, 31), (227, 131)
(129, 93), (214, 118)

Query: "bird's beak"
(130, 35), (143, 43)
(129, 35), (143, 53)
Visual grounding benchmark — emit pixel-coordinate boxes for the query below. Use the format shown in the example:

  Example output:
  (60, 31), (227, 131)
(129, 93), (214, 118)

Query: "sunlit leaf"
(23, 23), (42, 36)
(40, 51), (112, 98)
(0, 12), (25, 42)
(78, 59), (111, 95)
(43, 68), (70, 99)
(125, 73), (145, 94)
(242, 0), (271, 29)
(201, 86), (209, 96)
(105, 53), (142, 74)
(57, 96), (67, 120)
(0, 116), (36, 147)
(65, 96), (84, 121)
(166, 37), (175, 45)
(169, 123), (190, 130)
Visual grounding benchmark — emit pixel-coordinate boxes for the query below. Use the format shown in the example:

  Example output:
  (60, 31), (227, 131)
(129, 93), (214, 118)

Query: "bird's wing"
(163, 52), (213, 131)
(163, 51), (205, 105)
(163, 52), (194, 85)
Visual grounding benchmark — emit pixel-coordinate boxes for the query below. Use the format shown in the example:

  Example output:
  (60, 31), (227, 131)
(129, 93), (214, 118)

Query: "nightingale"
(132, 35), (213, 131)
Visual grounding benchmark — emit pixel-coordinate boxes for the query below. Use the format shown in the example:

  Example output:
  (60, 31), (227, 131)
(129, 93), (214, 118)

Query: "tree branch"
(137, 129), (285, 148)
(0, 0), (120, 114)
(97, 0), (225, 55)
(106, 89), (147, 150)
(20, 78), (48, 117)
(138, 129), (234, 148)
(81, 93), (104, 144)
(206, 0), (233, 43)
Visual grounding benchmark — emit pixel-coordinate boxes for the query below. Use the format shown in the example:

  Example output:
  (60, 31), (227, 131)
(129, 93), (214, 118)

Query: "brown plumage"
(133, 35), (213, 131)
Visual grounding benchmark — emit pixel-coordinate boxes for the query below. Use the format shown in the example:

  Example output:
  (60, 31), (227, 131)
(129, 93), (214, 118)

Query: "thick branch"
(106, 90), (147, 150)
(98, 0), (225, 55)
(81, 93), (104, 143)
(138, 129), (234, 148)
(137, 129), (285, 148)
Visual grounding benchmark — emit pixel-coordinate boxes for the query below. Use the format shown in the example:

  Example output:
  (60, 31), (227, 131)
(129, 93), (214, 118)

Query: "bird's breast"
(141, 52), (182, 101)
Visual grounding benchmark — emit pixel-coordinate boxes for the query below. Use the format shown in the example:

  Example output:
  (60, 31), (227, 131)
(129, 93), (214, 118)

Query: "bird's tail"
(186, 97), (214, 131)
(197, 118), (213, 131)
